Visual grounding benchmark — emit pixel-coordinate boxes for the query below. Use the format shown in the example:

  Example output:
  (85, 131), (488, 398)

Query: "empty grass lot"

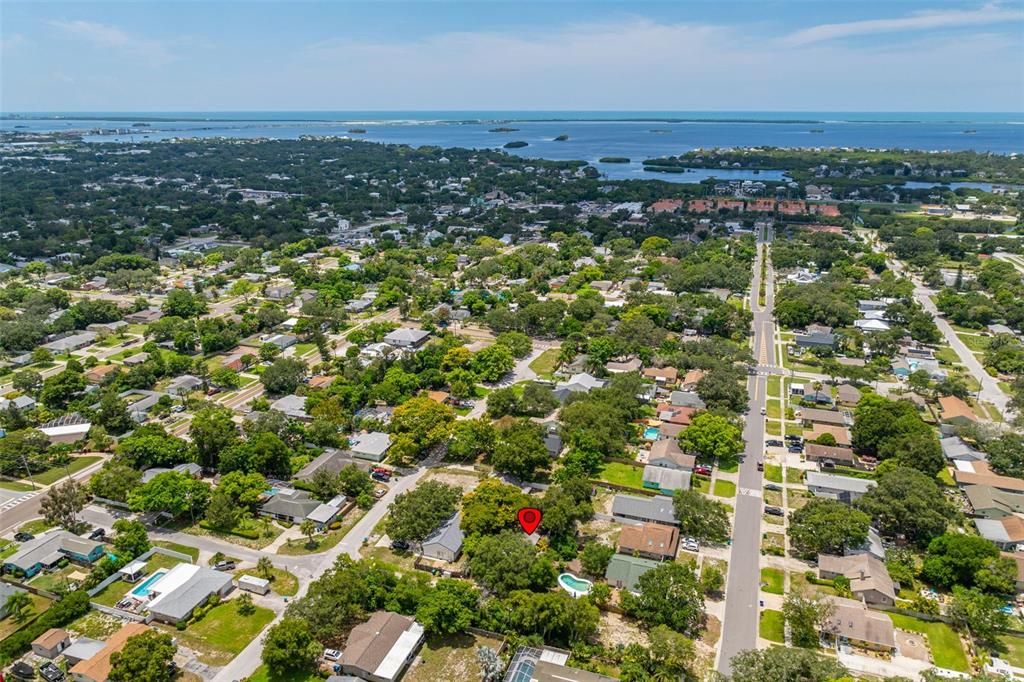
(887, 613), (968, 672)
(246, 667), (322, 682)
(998, 635), (1024, 668)
(160, 602), (275, 665)
(759, 610), (785, 643)
(763, 464), (783, 483)
(405, 632), (505, 682)
(713, 479), (736, 497)
(29, 456), (102, 486)
(597, 462), (643, 489)
(528, 348), (560, 379)
(760, 567), (784, 595)
(692, 476), (710, 494)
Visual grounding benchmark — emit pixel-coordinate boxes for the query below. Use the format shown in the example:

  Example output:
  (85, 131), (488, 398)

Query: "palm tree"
(300, 519), (316, 548)
(257, 556), (273, 580)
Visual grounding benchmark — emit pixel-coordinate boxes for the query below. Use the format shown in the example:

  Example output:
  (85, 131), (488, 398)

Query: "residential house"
(804, 472), (876, 504)
(351, 432), (392, 462)
(794, 330), (836, 349)
(605, 554), (661, 592)
(658, 422), (685, 440)
(657, 403), (697, 426)
(270, 394), (311, 421)
(835, 384), (861, 406)
(680, 369), (705, 392)
(31, 628), (71, 659)
(383, 327), (431, 349)
(819, 597), (896, 654)
(336, 611), (425, 682)
(845, 527), (886, 561)
(3, 530), (105, 578)
(85, 364), (120, 384)
(605, 357), (642, 374)
(818, 554), (896, 606)
(642, 465), (690, 494)
(503, 648), (618, 682)
(668, 392), (705, 410)
(854, 319), (891, 333)
(295, 448), (358, 482)
(145, 563), (234, 624)
(648, 439), (695, 470)
(265, 284), (296, 301)
(264, 333), (297, 350)
(69, 622), (151, 682)
(420, 513), (464, 563)
(799, 408), (849, 427)
(939, 396), (978, 426)
(941, 436), (986, 462)
(964, 485), (1024, 519)
(803, 443), (857, 468)
(976, 516), (1024, 550)
(617, 523), (679, 561)
(141, 462), (201, 483)
(642, 366), (678, 387)
(802, 390), (834, 406)
(62, 639), (106, 667)
(125, 308), (163, 324)
(259, 489), (342, 528)
(611, 494), (678, 526)
(954, 461), (1024, 493)
(804, 424), (852, 446)
(42, 331), (97, 353)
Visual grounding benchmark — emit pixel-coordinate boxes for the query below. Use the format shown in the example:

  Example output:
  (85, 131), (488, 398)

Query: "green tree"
(89, 460), (142, 503)
(218, 432), (292, 477)
(467, 531), (556, 596)
(162, 288), (207, 318)
(389, 396), (455, 460)
(117, 425), (195, 469)
(788, 498), (871, 558)
(108, 631), (178, 682)
(217, 470), (268, 507)
(39, 369), (87, 410)
(783, 590), (835, 648)
(921, 534), (1013, 593)
(111, 519), (151, 559)
(337, 464), (375, 499)
(495, 331), (532, 358)
(579, 542), (615, 578)
(671, 488), (731, 542)
(855, 467), (954, 547)
(648, 625), (696, 680)
(619, 561), (705, 636)
(447, 419), (496, 462)
(205, 490), (239, 530)
(257, 556), (274, 580)
(95, 391), (134, 435)
(947, 586), (1010, 646)
(129, 471), (211, 523)
(236, 591), (256, 616)
(460, 478), (532, 538)
(385, 481), (461, 546)
(416, 579), (479, 635)
(41, 479), (88, 532)
(679, 412), (743, 460)
(261, 618), (321, 676)
(700, 563), (725, 596)
(724, 647), (848, 682)
(300, 519), (316, 547)
(11, 370), (43, 395)
(260, 357), (307, 395)
(491, 420), (550, 481)
(4, 591), (33, 623)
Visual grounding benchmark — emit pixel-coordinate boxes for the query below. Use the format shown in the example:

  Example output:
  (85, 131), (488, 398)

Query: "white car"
(682, 537), (699, 552)
(323, 649), (342, 662)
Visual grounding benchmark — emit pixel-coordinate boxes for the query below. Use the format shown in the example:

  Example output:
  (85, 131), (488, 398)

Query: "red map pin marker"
(517, 507), (542, 535)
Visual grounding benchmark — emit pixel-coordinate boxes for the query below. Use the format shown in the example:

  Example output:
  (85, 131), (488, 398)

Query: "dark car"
(14, 532), (34, 542)
(371, 471), (391, 482)
(756, 461), (764, 471)
(785, 435), (802, 443)
(765, 440), (784, 447)
(390, 539), (410, 551)
(788, 445), (804, 453)
(88, 528), (106, 540)
(764, 483), (782, 491)
(765, 506), (785, 517)
(214, 560), (236, 571)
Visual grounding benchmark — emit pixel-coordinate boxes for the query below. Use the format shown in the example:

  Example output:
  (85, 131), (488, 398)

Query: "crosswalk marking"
(0, 491), (40, 512)
(739, 488), (762, 498)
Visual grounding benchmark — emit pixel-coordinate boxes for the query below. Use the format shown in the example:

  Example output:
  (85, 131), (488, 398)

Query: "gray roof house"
(611, 494), (678, 526)
(41, 331), (97, 353)
(265, 333), (297, 350)
(669, 391), (706, 409)
(146, 563), (234, 624)
(141, 462), (202, 483)
(166, 374), (204, 396)
(295, 448), (358, 482)
(648, 439), (695, 470)
(3, 530), (105, 578)
(351, 432), (392, 462)
(383, 328), (431, 349)
(420, 513), (464, 563)
(642, 466), (690, 495)
(941, 436), (986, 462)
(270, 394), (311, 421)
(259, 489), (321, 523)
(794, 331), (836, 348)
(62, 638), (106, 666)
(805, 472), (876, 504)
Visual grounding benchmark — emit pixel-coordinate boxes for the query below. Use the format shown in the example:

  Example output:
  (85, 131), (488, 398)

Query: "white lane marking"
(739, 488), (762, 498)
(0, 491), (40, 512)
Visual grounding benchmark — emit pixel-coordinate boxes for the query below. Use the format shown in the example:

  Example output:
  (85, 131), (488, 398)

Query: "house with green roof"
(605, 554), (660, 593)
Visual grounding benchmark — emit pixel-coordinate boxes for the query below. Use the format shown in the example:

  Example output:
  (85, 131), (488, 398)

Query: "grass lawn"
(763, 489), (783, 507)
(760, 567), (784, 595)
(785, 468), (805, 485)
(765, 421), (782, 436)
(235, 566), (298, 596)
(935, 347), (960, 365)
(785, 423), (804, 437)
(692, 476), (710, 494)
(767, 375), (781, 399)
(245, 666), (323, 682)
(0, 593), (51, 640)
(998, 635), (1024, 667)
(766, 399), (781, 419)
(789, 571), (838, 597)
(888, 613), (968, 672)
(31, 456), (102, 485)
(955, 332), (989, 352)
(759, 610), (785, 643)
(278, 509), (366, 556)
(936, 468), (956, 487)
(717, 457), (739, 474)
(19, 519), (56, 535)
(786, 489), (811, 510)
(161, 602), (275, 665)
(0, 541), (17, 561)
(293, 342), (316, 356)
(597, 462), (643, 489)
(65, 610), (124, 639)
(714, 479), (737, 498)
(405, 632), (505, 682)
(763, 464), (783, 483)
(528, 348), (560, 378)
(29, 565), (82, 593)
(152, 540), (200, 562)
(0, 479), (37, 491)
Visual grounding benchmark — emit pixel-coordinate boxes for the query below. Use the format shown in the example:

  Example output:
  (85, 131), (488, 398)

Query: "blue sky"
(2, 1), (1023, 112)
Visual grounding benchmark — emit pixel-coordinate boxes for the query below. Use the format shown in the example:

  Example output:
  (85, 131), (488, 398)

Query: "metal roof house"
(382, 327), (431, 349)
(145, 563), (233, 624)
(351, 431), (392, 462)
(420, 513), (464, 563)
(337, 611), (425, 682)
(642, 465), (690, 495)
(805, 472), (876, 504)
(605, 554), (660, 593)
(611, 494), (677, 526)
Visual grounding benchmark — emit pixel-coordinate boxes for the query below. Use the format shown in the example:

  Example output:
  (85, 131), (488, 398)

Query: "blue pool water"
(131, 570), (167, 598)
(643, 426), (660, 441)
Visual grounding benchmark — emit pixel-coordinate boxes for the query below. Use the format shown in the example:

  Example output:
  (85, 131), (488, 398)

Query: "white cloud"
(49, 19), (174, 65)
(783, 2), (1024, 46)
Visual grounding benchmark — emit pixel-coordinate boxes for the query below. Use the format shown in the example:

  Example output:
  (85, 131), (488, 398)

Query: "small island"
(649, 129), (672, 134)
(132, 122), (151, 127)
(553, 134), (569, 141)
(489, 127), (519, 133)
(809, 129), (824, 133)
(599, 157), (630, 163)
(503, 140), (529, 149)
(347, 128), (367, 134)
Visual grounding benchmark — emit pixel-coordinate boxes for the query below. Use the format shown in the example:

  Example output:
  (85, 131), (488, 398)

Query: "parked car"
(390, 539), (410, 551)
(760, 407), (767, 415)
(13, 532), (34, 542)
(765, 506), (785, 516)
(764, 483), (782, 492)
(682, 537), (699, 552)
(371, 471), (390, 482)
(756, 461), (763, 471)
(39, 662), (64, 682)
(694, 465), (712, 476)
(88, 528), (106, 540)
(373, 487), (387, 499)
(323, 648), (342, 662)
(214, 560), (236, 571)
(785, 435), (802, 443)
(171, 405), (185, 413)
(765, 439), (784, 447)
(788, 445), (803, 453)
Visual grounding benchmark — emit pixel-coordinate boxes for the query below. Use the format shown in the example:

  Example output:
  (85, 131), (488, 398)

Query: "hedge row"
(0, 590), (90, 664)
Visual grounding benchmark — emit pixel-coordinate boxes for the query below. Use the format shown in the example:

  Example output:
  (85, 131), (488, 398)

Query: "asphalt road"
(717, 231), (774, 675)
(0, 456), (109, 535)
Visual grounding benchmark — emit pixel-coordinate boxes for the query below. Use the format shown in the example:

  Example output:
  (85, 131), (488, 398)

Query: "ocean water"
(3, 111), (1021, 183)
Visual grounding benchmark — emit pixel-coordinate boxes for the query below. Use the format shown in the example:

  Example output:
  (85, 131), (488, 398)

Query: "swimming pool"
(557, 573), (593, 598)
(643, 426), (660, 441)
(131, 570), (167, 598)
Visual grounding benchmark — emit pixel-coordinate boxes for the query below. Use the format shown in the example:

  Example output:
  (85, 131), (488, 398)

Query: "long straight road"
(717, 230), (774, 675)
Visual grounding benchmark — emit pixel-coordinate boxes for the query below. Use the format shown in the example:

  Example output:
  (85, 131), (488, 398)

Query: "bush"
(176, 621), (187, 631)
(328, 521), (342, 531)
(198, 520), (261, 539)
(0, 590), (90, 664)
(279, 520), (293, 529)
